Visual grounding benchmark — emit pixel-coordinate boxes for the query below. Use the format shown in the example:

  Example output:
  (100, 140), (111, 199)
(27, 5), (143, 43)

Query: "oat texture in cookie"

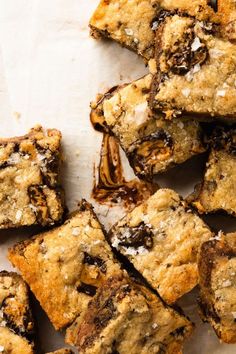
(108, 188), (212, 304)
(91, 74), (205, 180)
(66, 274), (193, 354)
(8, 201), (123, 330)
(0, 125), (65, 229)
(0, 271), (35, 354)
(198, 232), (236, 343)
(218, 0), (236, 40)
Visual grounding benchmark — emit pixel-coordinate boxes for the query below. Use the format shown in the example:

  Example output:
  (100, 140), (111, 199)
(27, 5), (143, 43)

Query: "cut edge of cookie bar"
(46, 349), (74, 354)
(91, 74), (205, 180)
(0, 125), (65, 229)
(89, 0), (158, 60)
(149, 11), (236, 121)
(8, 200), (124, 331)
(0, 271), (36, 354)
(65, 274), (194, 354)
(188, 126), (236, 216)
(198, 233), (236, 343)
(218, 0), (236, 40)
(108, 188), (212, 304)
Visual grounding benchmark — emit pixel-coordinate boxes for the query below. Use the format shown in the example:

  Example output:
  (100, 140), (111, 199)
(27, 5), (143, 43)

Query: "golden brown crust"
(66, 274), (193, 353)
(91, 75), (205, 180)
(149, 13), (236, 121)
(0, 271), (35, 353)
(8, 201), (123, 330)
(0, 125), (65, 229)
(198, 233), (236, 343)
(189, 126), (236, 216)
(108, 188), (212, 304)
(218, 0), (236, 40)
(46, 349), (74, 354)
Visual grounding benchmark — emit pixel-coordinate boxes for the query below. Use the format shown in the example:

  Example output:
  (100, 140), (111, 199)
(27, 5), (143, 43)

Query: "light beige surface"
(0, 1), (236, 353)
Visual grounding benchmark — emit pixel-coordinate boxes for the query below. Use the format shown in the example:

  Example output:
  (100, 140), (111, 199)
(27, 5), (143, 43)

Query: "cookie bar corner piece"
(198, 232), (236, 343)
(149, 12), (236, 121)
(8, 200), (123, 330)
(108, 188), (212, 304)
(89, 0), (157, 60)
(0, 271), (35, 354)
(189, 126), (236, 216)
(0, 125), (65, 229)
(65, 274), (193, 354)
(92, 74), (205, 180)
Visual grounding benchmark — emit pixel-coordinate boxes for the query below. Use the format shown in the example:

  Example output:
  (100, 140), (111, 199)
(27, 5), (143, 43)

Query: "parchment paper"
(0, 1), (235, 352)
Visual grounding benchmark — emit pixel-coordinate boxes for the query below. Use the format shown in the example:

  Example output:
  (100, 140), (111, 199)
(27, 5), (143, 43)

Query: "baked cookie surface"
(66, 274), (193, 353)
(0, 126), (65, 229)
(91, 75), (205, 180)
(198, 233), (236, 343)
(108, 188), (212, 304)
(0, 271), (35, 354)
(149, 13), (236, 121)
(8, 201), (123, 330)
(90, 0), (217, 60)
(189, 126), (236, 216)
(46, 349), (74, 354)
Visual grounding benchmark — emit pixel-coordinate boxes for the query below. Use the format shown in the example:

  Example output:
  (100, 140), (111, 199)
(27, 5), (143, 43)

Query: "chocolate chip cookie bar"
(89, 0), (157, 60)
(0, 271), (35, 354)
(47, 349), (74, 354)
(91, 75), (205, 180)
(89, 1), (216, 61)
(8, 201), (123, 330)
(0, 126), (65, 229)
(189, 126), (236, 216)
(149, 13), (236, 121)
(108, 188), (212, 304)
(66, 274), (193, 353)
(198, 232), (236, 343)
(218, 0), (236, 40)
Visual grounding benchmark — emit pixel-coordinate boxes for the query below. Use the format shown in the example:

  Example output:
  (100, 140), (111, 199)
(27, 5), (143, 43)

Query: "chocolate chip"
(77, 282), (97, 296)
(117, 222), (154, 250)
(83, 252), (107, 273)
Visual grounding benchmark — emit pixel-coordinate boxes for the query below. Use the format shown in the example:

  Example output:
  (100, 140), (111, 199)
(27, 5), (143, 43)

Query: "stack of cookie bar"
(1, 0), (236, 353)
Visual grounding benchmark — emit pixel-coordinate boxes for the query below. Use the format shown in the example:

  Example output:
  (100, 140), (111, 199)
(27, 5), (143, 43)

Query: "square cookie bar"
(0, 126), (65, 229)
(189, 126), (236, 216)
(198, 233), (236, 343)
(8, 201), (123, 330)
(66, 274), (193, 354)
(90, 0), (216, 61)
(0, 271), (35, 354)
(91, 75), (205, 180)
(149, 13), (236, 121)
(108, 189), (212, 304)
(89, 0), (157, 60)
(47, 349), (74, 354)
(218, 0), (236, 40)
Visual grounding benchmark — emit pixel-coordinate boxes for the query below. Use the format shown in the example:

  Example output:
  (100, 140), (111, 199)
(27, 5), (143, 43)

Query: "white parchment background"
(0, 1), (235, 352)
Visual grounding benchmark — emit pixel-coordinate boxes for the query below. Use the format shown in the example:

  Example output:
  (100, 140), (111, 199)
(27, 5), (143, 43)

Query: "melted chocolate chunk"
(93, 298), (115, 330)
(117, 222), (154, 250)
(28, 185), (50, 223)
(77, 282), (97, 296)
(207, 126), (236, 155)
(128, 130), (173, 179)
(83, 252), (107, 273)
(166, 28), (208, 75)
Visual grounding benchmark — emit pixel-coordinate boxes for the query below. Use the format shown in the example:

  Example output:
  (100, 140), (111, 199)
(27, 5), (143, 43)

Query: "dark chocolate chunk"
(83, 252), (107, 273)
(77, 282), (97, 297)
